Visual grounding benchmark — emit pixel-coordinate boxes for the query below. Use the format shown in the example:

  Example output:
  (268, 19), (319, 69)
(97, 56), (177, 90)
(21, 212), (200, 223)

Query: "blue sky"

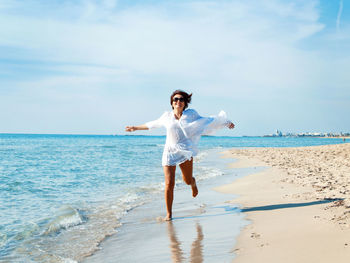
(0, 0), (349, 136)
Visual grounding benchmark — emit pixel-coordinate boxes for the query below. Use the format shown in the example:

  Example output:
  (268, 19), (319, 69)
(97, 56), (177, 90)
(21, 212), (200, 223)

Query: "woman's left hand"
(227, 122), (235, 129)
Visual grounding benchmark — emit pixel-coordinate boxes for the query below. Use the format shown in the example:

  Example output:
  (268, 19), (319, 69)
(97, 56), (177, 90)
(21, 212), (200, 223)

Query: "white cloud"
(0, 0), (349, 134)
(0, 1), (324, 66)
(336, 0), (343, 32)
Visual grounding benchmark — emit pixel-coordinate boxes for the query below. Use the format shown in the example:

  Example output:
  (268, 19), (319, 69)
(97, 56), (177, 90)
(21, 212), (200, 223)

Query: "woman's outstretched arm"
(125, 125), (149, 132)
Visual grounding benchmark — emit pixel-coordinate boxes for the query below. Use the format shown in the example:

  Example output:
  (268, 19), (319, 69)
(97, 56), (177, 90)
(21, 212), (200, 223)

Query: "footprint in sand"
(250, 232), (261, 239)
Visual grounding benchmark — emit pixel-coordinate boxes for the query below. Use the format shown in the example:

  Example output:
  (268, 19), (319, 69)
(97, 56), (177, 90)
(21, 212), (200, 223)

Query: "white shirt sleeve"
(145, 112), (168, 130)
(203, 110), (231, 135)
(181, 109), (231, 137)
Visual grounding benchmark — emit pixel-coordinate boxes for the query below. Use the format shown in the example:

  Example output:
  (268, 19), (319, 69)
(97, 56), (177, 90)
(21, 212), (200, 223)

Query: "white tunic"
(145, 109), (230, 166)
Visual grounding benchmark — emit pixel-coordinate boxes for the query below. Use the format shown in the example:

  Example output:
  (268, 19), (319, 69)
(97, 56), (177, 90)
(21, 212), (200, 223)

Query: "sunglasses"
(173, 97), (185, 102)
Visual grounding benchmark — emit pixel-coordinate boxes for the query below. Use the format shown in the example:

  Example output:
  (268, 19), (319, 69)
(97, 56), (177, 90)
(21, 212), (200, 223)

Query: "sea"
(0, 134), (345, 262)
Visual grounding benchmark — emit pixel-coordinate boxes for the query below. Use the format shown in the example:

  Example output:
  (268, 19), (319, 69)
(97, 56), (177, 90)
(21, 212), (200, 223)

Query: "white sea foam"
(196, 166), (224, 181)
(60, 257), (78, 263)
(193, 151), (209, 163)
(44, 206), (83, 235)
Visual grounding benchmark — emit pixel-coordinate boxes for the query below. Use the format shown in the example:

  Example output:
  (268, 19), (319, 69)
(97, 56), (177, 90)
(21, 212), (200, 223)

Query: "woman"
(125, 90), (235, 221)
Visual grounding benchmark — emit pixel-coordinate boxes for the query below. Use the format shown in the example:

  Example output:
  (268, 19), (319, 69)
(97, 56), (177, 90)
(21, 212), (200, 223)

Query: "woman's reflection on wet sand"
(167, 221), (185, 262)
(167, 221), (204, 263)
(190, 223), (203, 263)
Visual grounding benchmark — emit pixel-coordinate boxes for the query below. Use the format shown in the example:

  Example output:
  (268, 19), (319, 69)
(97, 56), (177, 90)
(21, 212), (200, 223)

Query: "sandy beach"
(216, 143), (350, 262)
(81, 143), (350, 263)
(83, 150), (248, 263)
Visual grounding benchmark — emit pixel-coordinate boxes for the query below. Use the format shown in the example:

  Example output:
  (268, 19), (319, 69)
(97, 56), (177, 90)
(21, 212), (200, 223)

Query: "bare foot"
(165, 214), (172, 221)
(191, 177), (198, 197)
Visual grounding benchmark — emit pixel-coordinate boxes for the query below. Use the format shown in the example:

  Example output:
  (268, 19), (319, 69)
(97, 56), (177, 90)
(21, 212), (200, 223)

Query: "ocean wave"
(3, 146), (228, 262)
(43, 206), (83, 235)
(13, 221), (40, 241)
(196, 166), (224, 181)
(0, 232), (7, 247)
(115, 192), (141, 210)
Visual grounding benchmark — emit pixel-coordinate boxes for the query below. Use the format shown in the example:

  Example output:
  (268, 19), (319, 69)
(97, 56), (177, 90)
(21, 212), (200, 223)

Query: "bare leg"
(163, 165), (176, 221)
(179, 158), (198, 197)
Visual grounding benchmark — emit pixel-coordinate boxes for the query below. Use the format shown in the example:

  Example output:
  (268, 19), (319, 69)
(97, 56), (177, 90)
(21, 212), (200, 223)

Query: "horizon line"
(0, 132), (245, 138)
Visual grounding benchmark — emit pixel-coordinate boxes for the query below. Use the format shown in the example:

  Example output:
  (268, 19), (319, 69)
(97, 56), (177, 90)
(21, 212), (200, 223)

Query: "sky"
(0, 0), (349, 136)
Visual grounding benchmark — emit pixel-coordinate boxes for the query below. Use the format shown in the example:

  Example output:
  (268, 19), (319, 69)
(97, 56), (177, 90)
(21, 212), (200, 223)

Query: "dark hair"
(170, 90), (192, 110)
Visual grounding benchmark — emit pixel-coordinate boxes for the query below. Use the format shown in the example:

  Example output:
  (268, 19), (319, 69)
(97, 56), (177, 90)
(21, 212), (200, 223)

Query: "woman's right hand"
(125, 126), (136, 132)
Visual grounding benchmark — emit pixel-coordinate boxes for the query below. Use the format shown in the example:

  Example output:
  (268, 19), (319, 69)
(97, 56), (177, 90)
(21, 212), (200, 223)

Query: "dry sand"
(216, 143), (350, 263)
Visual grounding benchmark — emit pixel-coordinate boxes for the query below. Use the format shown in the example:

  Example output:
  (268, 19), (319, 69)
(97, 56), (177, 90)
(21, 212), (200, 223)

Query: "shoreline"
(3, 136), (348, 262)
(216, 143), (350, 262)
(83, 149), (249, 263)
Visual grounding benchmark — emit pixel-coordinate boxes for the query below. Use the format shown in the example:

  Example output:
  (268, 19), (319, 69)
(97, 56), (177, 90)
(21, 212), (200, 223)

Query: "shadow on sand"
(216, 198), (342, 213)
(241, 198), (342, 212)
(173, 199), (342, 221)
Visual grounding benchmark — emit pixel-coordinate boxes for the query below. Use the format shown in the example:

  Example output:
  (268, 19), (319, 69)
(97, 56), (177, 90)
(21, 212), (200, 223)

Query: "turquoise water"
(0, 134), (344, 262)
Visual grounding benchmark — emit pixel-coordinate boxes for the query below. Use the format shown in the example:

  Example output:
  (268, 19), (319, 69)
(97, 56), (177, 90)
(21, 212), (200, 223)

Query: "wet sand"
(217, 143), (350, 263)
(83, 151), (250, 263)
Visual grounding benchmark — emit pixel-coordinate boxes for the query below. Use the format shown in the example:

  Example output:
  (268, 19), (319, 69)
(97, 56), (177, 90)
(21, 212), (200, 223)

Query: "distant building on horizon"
(262, 130), (350, 138)
(276, 129), (283, 137)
